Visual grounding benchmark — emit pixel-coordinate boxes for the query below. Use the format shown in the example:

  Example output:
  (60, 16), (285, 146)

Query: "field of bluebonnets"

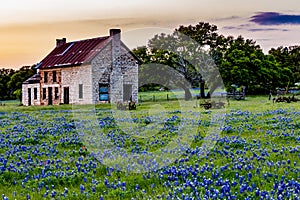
(0, 96), (299, 200)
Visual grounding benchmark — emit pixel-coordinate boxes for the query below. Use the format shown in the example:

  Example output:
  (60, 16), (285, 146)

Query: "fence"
(138, 89), (204, 102)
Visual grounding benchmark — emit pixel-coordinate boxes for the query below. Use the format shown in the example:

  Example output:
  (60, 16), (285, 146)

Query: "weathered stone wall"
(91, 43), (112, 103)
(40, 69), (62, 105)
(91, 41), (139, 104)
(22, 84), (28, 106)
(120, 46), (139, 102)
(110, 30), (123, 104)
(61, 65), (93, 104)
(22, 83), (40, 106)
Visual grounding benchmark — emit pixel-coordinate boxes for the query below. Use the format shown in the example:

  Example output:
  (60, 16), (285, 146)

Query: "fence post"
(139, 95), (142, 103)
(153, 95), (155, 102)
(167, 94), (169, 101)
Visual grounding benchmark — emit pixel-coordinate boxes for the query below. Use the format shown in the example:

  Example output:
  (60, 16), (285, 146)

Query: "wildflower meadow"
(0, 96), (299, 199)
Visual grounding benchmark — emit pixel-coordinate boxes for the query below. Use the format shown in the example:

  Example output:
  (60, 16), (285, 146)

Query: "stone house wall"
(91, 43), (112, 103)
(22, 83), (40, 106)
(61, 65), (93, 104)
(91, 42), (139, 104)
(109, 30), (123, 104)
(40, 69), (62, 105)
(120, 45), (139, 102)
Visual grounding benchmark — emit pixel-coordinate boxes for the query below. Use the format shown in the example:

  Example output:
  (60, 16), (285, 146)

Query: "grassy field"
(0, 95), (299, 199)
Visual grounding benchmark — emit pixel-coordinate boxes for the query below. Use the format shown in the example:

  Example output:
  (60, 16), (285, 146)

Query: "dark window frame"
(99, 84), (109, 101)
(79, 84), (83, 99)
(34, 88), (37, 100)
(53, 71), (57, 83)
(54, 87), (59, 100)
(44, 72), (48, 83)
(42, 88), (47, 100)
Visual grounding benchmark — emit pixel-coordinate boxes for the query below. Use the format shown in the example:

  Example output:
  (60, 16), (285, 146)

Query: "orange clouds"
(0, 17), (194, 69)
(0, 19), (143, 69)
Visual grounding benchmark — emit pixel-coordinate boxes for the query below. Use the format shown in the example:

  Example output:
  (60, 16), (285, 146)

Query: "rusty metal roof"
(38, 36), (112, 69)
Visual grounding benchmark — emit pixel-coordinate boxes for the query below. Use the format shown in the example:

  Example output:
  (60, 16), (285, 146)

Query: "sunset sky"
(1, 0), (300, 69)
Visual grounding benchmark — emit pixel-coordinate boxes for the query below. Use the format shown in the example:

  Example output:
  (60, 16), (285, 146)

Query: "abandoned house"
(22, 29), (139, 106)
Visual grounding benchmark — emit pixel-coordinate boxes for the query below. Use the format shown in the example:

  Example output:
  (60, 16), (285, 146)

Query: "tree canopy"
(0, 65), (36, 100)
(133, 22), (300, 95)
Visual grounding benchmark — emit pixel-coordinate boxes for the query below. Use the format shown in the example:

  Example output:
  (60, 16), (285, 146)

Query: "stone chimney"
(110, 28), (121, 37)
(109, 28), (122, 103)
(110, 29), (121, 60)
(56, 38), (66, 47)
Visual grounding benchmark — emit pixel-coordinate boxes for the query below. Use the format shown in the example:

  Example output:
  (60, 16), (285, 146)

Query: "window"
(34, 88), (37, 100)
(99, 84), (109, 101)
(54, 87), (59, 100)
(79, 84), (83, 99)
(44, 72), (48, 83)
(42, 88), (46, 99)
(53, 71), (57, 82)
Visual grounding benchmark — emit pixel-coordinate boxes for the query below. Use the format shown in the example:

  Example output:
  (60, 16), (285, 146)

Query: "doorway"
(63, 87), (69, 104)
(28, 88), (31, 106)
(48, 87), (52, 105)
(123, 84), (132, 101)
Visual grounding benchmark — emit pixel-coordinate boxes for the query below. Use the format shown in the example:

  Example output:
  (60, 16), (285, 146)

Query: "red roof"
(38, 36), (112, 69)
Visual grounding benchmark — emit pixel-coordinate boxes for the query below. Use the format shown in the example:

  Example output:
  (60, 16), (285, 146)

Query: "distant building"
(22, 29), (139, 106)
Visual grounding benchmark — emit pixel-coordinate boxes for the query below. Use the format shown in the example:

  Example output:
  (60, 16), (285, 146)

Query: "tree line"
(0, 65), (36, 100)
(133, 22), (300, 98)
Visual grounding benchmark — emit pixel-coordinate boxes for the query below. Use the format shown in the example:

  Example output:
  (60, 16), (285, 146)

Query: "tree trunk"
(183, 85), (192, 100)
(200, 80), (205, 98)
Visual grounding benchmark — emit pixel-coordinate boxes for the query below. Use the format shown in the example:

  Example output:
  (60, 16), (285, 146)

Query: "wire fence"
(138, 89), (202, 102)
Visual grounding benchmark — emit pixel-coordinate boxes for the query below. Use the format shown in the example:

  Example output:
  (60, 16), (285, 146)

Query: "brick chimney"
(56, 38), (66, 47)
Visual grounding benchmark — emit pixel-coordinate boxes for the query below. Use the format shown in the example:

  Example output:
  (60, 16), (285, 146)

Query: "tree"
(269, 46), (300, 85)
(0, 68), (15, 100)
(218, 35), (273, 94)
(7, 66), (35, 99)
(13, 89), (22, 101)
(133, 21), (300, 96)
(5, 65), (36, 100)
(133, 22), (226, 100)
